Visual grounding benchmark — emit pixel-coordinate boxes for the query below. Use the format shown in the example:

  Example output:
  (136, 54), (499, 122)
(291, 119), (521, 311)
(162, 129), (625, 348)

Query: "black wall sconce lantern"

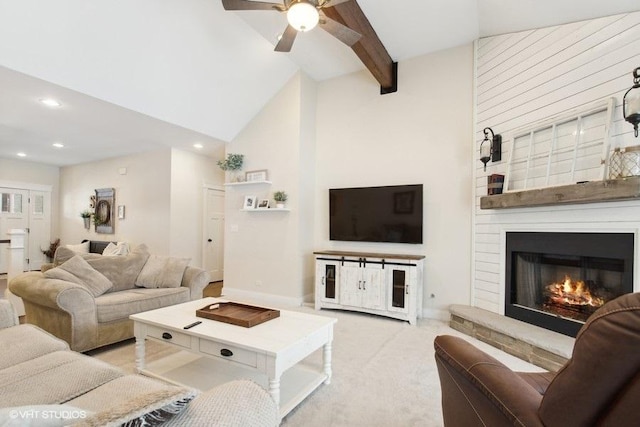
(623, 67), (640, 137)
(480, 127), (502, 171)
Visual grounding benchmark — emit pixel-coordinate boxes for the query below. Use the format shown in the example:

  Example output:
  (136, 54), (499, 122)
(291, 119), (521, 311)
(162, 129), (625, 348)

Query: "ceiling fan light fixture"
(287, 1), (319, 32)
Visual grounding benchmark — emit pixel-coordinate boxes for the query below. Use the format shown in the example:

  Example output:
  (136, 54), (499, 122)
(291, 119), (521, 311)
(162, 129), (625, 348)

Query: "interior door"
(0, 188), (29, 273)
(204, 188), (225, 282)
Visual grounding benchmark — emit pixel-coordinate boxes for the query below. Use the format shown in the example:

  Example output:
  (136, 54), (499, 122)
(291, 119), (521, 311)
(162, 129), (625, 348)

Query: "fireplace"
(505, 232), (634, 337)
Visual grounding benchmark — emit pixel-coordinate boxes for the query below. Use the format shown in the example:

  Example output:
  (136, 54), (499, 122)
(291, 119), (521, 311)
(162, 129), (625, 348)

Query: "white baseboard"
(221, 287), (305, 308)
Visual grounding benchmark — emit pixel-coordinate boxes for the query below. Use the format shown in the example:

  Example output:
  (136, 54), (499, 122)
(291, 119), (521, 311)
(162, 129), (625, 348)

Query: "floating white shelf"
(224, 180), (272, 187)
(241, 208), (290, 212)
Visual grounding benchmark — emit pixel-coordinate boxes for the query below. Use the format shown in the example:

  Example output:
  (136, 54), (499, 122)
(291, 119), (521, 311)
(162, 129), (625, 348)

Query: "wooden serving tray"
(196, 302), (280, 328)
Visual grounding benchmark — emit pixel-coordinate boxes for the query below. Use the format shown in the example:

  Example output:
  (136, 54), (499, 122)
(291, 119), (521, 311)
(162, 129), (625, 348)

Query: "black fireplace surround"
(505, 232), (634, 337)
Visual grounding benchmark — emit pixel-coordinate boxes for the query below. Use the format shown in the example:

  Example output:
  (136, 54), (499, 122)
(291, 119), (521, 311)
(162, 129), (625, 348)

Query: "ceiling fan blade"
(275, 25), (298, 52)
(318, 15), (361, 46)
(221, 0), (283, 11)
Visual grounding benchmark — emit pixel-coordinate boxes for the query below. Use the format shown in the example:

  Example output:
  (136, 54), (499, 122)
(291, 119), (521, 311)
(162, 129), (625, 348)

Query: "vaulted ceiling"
(0, 0), (638, 166)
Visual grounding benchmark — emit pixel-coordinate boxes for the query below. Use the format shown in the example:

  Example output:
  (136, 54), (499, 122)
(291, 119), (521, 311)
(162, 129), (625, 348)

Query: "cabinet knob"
(207, 239), (213, 242)
(220, 348), (234, 357)
(162, 332), (172, 340)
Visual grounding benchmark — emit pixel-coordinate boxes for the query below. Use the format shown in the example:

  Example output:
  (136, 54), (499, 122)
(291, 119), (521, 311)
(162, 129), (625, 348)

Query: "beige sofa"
(0, 300), (278, 426)
(9, 244), (210, 352)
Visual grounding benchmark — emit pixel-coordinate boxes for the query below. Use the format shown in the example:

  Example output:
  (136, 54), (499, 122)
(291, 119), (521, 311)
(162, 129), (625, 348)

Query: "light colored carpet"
(90, 306), (543, 427)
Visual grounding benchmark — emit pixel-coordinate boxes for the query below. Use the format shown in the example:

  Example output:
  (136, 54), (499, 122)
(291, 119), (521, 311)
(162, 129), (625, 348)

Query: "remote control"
(183, 321), (202, 329)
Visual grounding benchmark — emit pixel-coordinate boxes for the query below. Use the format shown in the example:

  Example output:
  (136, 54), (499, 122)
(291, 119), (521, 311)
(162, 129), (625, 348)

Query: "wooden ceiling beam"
(323, 1), (397, 94)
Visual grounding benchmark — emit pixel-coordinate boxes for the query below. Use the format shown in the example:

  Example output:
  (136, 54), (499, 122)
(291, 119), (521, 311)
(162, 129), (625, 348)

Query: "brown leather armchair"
(434, 292), (640, 427)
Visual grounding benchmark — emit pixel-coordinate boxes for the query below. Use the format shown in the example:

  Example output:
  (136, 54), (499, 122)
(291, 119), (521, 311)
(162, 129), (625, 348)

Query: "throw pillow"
(87, 244), (150, 292)
(135, 255), (190, 289)
(54, 247), (102, 266)
(44, 255), (113, 297)
(102, 242), (130, 256)
(65, 241), (90, 254)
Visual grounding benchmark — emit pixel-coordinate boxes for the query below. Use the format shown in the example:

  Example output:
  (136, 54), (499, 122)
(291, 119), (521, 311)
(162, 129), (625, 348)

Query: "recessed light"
(193, 143), (203, 149)
(17, 152), (26, 157)
(39, 98), (61, 107)
(52, 142), (64, 148)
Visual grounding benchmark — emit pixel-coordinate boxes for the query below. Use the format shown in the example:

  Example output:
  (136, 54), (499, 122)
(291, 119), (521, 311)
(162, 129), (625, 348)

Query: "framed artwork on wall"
(95, 188), (115, 234)
(243, 195), (257, 209)
(245, 169), (268, 182)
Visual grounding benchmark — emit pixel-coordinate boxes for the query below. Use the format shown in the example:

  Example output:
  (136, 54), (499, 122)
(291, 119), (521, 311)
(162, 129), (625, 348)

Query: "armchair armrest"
(9, 272), (98, 351)
(0, 299), (18, 328)
(9, 272), (95, 310)
(181, 266), (211, 300)
(434, 335), (546, 427)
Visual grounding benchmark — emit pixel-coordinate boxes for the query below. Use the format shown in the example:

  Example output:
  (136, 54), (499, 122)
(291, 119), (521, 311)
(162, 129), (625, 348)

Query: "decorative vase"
(276, 203), (285, 209)
(83, 217), (91, 229)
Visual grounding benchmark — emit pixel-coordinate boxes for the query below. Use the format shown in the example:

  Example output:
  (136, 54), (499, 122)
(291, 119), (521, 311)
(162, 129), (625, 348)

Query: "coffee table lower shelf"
(140, 350), (326, 418)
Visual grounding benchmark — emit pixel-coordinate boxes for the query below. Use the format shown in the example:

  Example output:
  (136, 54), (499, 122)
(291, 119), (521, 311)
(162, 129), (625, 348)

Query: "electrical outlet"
(255, 280), (262, 287)
(230, 225), (239, 232)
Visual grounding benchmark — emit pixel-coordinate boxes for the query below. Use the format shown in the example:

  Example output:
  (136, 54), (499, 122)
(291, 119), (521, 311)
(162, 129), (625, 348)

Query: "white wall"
(170, 148), (222, 262)
(473, 11), (640, 313)
(315, 44), (475, 318)
(60, 149), (172, 253)
(60, 148), (221, 263)
(224, 72), (316, 301)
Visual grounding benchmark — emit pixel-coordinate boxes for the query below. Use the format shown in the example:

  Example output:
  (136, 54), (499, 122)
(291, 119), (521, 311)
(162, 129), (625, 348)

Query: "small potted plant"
(273, 191), (288, 209)
(217, 153), (244, 182)
(41, 238), (60, 262)
(80, 210), (92, 229)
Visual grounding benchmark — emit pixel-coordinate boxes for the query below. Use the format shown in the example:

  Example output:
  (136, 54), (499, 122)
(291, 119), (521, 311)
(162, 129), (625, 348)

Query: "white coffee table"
(130, 297), (337, 418)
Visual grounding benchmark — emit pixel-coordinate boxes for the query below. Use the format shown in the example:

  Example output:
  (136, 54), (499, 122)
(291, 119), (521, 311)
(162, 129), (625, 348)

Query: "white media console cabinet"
(314, 250), (425, 325)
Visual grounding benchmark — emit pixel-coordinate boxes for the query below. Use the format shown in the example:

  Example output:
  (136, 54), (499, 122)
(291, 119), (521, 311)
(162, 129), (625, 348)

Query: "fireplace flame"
(547, 275), (604, 308)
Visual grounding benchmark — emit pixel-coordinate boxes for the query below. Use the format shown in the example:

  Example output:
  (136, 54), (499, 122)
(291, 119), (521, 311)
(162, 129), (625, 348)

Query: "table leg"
(323, 340), (333, 385)
(135, 335), (146, 373)
(268, 377), (281, 409)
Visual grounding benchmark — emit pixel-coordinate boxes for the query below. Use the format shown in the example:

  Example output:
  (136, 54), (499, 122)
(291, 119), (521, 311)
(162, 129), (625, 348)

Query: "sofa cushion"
(135, 255), (190, 289)
(95, 288), (190, 323)
(0, 324), (69, 370)
(163, 380), (280, 427)
(66, 241), (89, 254)
(87, 244), (150, 292)
(0, 350), (123, 407)
(102, 242), (130, 256)
(44, 255), (113, 297)
(54, 246), (102, 265)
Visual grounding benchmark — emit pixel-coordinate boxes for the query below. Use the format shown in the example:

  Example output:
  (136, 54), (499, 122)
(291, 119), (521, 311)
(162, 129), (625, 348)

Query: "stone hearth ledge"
(449, 305), (574, 372)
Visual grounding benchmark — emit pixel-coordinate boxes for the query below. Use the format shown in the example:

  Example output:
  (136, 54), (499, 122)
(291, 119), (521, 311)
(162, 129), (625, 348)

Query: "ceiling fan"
(221, 0), (362, 52)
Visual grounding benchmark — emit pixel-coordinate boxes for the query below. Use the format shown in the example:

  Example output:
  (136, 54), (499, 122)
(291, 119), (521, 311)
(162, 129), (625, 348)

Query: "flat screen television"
(329, 184), (423, 244)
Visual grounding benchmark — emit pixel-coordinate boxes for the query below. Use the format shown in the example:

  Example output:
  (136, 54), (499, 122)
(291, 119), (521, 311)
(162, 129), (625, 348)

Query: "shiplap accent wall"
(473, 11), (640, 314)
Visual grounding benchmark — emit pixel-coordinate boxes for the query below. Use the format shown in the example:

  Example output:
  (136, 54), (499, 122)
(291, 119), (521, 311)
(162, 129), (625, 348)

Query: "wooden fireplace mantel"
(480, 177), (640, 209)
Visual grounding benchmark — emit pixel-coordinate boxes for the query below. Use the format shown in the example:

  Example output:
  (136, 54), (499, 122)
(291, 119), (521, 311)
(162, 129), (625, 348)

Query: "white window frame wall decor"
(503, 98), (615, 192)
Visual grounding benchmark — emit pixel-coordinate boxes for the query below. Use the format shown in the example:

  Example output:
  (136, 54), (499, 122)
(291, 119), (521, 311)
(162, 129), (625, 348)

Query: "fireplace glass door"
(506, 232), (634, 336)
